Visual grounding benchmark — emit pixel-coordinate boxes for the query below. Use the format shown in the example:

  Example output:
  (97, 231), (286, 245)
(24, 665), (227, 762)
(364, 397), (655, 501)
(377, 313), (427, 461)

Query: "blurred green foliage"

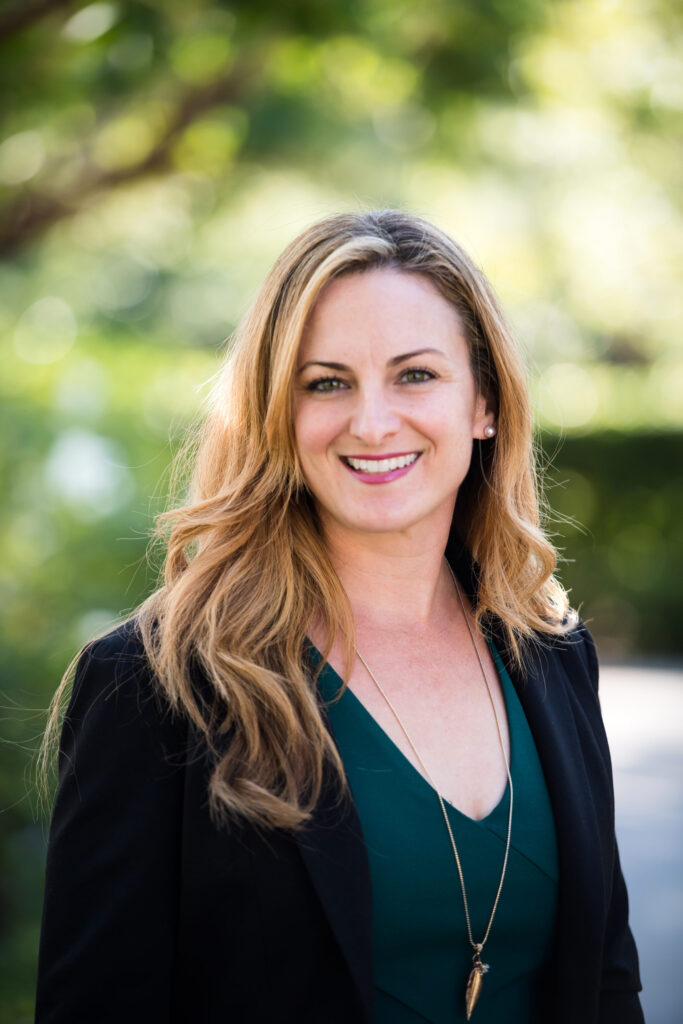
(544, 431), (683, 655)
(1, 0), (681, 380)
(1, 0), (682, 1019)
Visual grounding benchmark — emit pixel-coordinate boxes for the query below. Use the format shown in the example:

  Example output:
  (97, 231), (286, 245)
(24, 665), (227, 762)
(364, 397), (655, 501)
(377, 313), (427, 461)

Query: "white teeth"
(345, 453), (419, 473)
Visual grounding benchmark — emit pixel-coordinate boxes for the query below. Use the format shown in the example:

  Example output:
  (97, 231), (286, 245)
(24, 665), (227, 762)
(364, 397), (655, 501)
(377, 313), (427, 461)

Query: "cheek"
(293, 403), (342, 461)
(420, 394), (475, 441)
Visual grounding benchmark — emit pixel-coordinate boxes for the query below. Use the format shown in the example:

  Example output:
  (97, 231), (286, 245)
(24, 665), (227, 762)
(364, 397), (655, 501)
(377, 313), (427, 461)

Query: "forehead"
(298, 268), (465, 362)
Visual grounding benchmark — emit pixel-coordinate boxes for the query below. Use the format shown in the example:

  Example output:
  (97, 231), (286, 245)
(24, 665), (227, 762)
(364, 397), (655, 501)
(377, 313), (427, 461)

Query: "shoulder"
(509, 617), (602, 710)
(499, 615), (600, 690)
(548, 617), (600, 692)
(76, 617), (149, 681)
(72, 616), (164, 703)
(69, 618), (155, 716)
(65, 618), (185, 762)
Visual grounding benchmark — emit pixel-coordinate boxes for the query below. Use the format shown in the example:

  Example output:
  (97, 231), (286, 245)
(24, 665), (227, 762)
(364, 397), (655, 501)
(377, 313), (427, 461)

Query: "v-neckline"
(308, 641), (514, 828)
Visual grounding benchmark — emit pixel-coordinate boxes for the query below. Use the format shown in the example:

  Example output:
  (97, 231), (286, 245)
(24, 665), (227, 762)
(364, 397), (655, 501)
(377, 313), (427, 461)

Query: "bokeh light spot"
(92, 114), (157, 171)
(0, 130), (46, 185)
(13, 297), (77, 365)
(94, 253), (159, 318)
(169, 32), (234, 85)
(44, 429), (134, 521)
(63, 3), (119, 43)
(173, 111), (247, 176)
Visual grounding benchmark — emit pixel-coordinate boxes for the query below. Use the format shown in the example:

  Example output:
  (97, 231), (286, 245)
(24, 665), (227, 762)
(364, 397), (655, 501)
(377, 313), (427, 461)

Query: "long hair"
(44, 210), (570, 831)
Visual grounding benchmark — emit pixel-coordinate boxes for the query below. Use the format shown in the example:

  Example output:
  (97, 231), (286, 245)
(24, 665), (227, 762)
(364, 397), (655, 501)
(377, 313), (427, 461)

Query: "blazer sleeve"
(36, 623), (188, 1024)
(579, 624), (645, 1024)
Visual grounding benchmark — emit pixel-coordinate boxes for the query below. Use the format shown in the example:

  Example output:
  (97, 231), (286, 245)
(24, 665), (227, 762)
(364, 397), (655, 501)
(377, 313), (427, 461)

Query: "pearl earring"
(484, 425), (496, 438)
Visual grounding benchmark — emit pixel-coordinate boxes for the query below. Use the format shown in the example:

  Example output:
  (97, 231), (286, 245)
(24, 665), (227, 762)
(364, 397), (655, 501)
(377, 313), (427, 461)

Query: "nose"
(348, 386), (402, 446)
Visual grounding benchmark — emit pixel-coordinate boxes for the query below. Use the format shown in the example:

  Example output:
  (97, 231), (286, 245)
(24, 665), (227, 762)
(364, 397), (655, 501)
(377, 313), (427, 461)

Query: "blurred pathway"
(600, 662), (683, 1024)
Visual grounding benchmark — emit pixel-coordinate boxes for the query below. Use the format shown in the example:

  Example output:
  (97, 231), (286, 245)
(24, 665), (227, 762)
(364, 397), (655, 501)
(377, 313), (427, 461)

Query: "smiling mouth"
(341, 452), (421, 474)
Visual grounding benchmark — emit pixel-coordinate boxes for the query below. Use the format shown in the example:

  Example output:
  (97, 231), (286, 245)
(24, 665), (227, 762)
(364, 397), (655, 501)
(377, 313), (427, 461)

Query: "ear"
(472, 390), (497, 440)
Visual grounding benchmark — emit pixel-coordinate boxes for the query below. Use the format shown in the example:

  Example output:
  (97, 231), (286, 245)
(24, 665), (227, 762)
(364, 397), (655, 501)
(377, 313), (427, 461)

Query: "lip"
(339, 451), (422, 485)
(342, 451), (418, 461)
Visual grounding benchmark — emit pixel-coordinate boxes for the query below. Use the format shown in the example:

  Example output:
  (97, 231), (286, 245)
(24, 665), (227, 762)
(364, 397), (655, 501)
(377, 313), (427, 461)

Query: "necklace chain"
(353, 562), (514, 955)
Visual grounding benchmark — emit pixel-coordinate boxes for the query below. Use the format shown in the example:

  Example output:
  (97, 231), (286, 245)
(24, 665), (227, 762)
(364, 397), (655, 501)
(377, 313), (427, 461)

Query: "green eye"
(401, 368), (435, 383)
(307, 376), (345, 392)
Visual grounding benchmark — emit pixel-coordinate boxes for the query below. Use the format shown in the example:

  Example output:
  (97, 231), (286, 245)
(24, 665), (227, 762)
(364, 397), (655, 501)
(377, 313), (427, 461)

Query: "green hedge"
(541, 431), (683, 658)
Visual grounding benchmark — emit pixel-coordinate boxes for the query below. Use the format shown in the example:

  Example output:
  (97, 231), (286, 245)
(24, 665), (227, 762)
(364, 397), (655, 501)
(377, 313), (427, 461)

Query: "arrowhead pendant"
(465, 951), (489, 1020)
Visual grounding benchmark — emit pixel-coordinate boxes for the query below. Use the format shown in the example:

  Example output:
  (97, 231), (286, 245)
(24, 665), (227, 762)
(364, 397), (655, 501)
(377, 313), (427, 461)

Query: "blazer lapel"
(494, 626), (608, 1022)
(295, 717), (374, 1023)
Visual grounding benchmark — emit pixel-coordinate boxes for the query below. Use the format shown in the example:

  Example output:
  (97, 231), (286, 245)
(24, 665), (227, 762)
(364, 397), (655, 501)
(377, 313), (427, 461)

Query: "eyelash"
(401, 366), (437, 384)
(305, 367), (438, 392)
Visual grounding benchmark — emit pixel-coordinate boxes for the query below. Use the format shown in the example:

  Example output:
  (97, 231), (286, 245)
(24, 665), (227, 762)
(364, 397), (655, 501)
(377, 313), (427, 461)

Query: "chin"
(335, 505), (429, 537)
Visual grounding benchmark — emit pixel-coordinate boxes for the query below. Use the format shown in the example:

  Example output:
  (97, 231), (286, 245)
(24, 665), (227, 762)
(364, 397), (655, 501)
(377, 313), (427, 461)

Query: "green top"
(313, 642), (558, 1024)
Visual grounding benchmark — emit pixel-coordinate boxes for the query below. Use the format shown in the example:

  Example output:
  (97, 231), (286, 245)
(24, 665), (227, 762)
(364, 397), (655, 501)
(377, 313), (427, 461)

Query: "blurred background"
(0, 0), (681, 1021)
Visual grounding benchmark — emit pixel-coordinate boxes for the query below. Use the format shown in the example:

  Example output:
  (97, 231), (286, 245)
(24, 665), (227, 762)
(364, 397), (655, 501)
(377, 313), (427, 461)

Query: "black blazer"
(36, 548), (643, 1023)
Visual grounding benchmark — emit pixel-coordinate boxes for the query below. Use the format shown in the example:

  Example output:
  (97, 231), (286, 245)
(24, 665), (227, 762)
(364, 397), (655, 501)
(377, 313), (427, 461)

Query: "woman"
(36, 210), (643, 1023)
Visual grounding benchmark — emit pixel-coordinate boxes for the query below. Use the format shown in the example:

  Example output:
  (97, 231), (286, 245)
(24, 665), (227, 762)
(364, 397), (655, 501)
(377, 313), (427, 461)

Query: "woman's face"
(292, 268), (495, 543)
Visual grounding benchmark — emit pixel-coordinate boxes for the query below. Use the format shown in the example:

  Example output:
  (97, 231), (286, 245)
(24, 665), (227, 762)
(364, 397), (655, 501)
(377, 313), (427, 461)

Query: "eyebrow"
(297, 348), (447, 373)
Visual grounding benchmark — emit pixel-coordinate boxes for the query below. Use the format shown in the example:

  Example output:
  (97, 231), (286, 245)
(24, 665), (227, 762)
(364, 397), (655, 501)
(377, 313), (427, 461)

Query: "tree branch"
(0, 70), (251, 258)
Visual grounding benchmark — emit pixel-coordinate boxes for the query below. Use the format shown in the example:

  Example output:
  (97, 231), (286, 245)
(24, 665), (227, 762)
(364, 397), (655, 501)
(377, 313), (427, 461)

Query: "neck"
(320, 510), (455, 631)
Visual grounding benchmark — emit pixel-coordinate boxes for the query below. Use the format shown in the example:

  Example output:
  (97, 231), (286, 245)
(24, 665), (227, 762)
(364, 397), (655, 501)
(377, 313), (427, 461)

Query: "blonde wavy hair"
(44, 209), (571, 831)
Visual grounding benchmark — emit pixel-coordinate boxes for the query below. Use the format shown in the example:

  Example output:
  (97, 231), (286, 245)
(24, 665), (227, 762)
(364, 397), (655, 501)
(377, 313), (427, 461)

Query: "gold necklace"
(354, 563), (514, 1021)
